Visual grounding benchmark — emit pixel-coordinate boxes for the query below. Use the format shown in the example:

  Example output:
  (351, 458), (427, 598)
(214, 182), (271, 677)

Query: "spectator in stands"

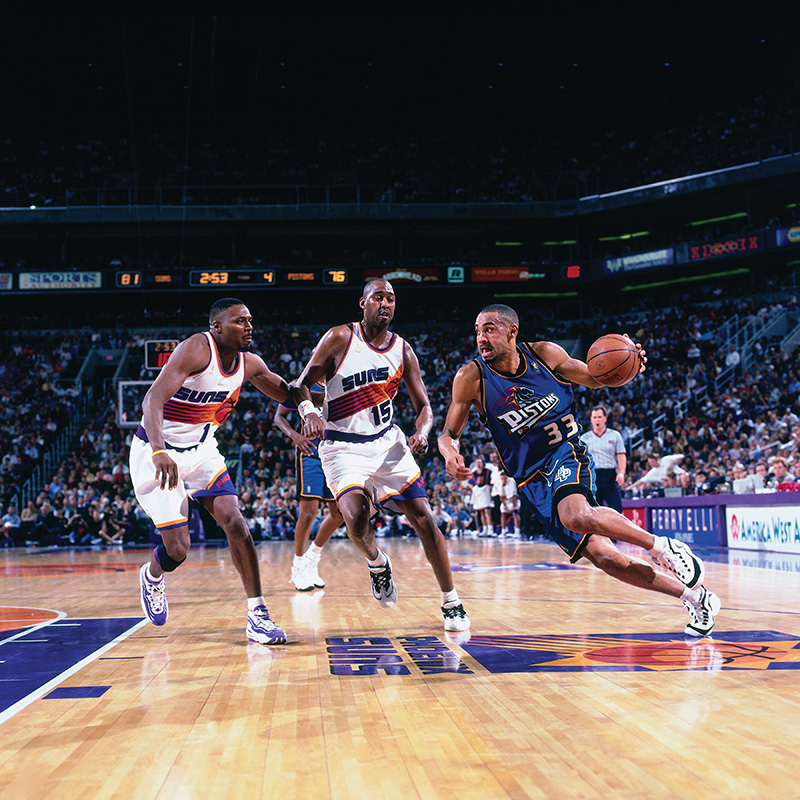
(768, 456), (796, 488)
(431, 503), (453, 537)
(1, 503), (20, 546)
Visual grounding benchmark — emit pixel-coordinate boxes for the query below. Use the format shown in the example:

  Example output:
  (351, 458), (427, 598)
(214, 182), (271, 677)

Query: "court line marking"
(0, 608), (66, 647)
(0, 618), (149, 726)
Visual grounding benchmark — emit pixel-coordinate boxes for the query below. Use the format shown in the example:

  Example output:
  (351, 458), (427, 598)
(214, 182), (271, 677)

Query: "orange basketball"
(586, 334), (640, 387)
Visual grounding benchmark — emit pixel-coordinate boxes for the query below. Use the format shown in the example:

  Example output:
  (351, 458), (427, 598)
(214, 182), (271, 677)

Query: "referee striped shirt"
(580, 428), (625, 470)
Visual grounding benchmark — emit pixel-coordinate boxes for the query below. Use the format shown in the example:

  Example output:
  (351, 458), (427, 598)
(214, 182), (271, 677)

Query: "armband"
(278, 384), (299, 411)
(151, 449), (168, 458)
(298, 400), (322, 420)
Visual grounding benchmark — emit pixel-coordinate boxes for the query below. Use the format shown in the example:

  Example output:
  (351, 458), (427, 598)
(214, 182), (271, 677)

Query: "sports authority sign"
(726, 504), (800, 554)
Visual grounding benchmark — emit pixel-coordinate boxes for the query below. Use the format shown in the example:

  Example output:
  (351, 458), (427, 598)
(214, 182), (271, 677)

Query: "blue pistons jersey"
(476, 343), (584, 483)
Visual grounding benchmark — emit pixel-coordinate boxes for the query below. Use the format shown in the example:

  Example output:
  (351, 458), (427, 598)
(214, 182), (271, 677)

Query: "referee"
(580, 406), (626, 512)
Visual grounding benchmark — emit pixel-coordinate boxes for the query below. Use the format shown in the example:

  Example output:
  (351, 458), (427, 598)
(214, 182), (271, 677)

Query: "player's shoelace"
(442, 604), (467, 621)
(145, 579), (166, 613)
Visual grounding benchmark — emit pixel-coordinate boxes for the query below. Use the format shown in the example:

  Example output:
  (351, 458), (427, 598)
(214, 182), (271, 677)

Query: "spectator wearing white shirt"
(498, 473), (520, 538)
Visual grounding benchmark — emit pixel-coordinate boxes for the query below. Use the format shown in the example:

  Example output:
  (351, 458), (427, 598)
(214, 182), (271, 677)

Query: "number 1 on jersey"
(371, 400), (391, 426)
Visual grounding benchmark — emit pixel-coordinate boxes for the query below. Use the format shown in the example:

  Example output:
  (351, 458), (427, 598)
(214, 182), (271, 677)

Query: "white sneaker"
(304, 552), (325, 588)
(369, 552), (398, 607)
(653, 538), (705, 589)
(139, 563), (168, 625)
(683, 587), (721, 637)
(246, 606), (287, 645)
(290, 557), (315, 591)
(442, 602), (470, 632)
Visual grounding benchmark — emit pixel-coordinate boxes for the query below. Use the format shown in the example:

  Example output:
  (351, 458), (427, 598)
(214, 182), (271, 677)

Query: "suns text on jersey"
(341, 367), (390, 392)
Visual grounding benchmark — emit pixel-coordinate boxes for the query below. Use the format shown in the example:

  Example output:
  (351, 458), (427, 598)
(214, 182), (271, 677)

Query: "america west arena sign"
(726, 505), (800, 554)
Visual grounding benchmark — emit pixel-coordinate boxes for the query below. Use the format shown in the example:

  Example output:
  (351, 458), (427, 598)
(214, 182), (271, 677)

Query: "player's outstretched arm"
(438, 362), (481, 481)
(245, 352), (295, 404)
(530, 340), (606, 387)
(402, 341), (433, 454)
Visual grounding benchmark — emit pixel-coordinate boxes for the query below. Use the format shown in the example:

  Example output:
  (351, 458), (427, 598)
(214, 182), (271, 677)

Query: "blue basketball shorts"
(296, 450), (335, 501)
(518, 438), (598, 561)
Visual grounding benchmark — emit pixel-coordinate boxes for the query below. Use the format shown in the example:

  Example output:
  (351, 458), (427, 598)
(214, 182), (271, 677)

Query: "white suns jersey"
(324, 323), (405, 440)
(153, 331), (245, 447)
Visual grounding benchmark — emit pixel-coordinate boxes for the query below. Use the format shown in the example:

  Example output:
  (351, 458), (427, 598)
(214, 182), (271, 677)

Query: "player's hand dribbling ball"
(586, 334), (640, 387)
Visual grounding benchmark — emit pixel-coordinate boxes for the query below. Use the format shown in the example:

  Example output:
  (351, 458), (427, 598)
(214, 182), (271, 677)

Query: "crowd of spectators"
(1, 283), (799, 548)
(2, 86), (799, 211)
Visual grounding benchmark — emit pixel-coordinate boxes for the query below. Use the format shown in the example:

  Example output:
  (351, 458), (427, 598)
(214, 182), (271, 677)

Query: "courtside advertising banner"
(726, 505), (800, 554)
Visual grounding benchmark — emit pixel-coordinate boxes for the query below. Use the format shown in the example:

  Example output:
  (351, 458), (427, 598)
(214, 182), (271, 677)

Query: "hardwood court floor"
(1, 536), (799, 800)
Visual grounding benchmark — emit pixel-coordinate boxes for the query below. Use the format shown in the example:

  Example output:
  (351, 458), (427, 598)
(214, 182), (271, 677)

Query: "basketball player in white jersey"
(130, 298), (299, 645)
(297, 279), (470, 631)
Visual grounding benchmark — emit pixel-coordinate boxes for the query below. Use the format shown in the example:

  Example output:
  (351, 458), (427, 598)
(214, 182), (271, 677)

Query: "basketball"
(586, 334), (640, 387)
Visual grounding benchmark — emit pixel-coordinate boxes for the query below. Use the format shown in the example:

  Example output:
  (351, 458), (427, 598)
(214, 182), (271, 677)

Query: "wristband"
(151, 449), (168, 458)
(298, 400), (321, 419)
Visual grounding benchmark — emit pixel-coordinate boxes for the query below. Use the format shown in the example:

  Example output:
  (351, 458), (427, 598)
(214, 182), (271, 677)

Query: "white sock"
(649, 535), (668, 556)
(247, 596), (266, 611)
(146, 565), (162, 583)
(681, 586), (701, 604)
(441, 589), (459, 607)
(367, 550), (388, 569)
(308, 543), (323, 559)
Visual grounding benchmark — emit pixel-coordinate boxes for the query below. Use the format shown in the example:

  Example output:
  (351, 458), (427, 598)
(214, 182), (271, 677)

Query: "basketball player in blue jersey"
(130, 297), (302, 645)
(297, 279), (469, 632)
(438, 304), (720, 636)
(274, 400), (344, 591)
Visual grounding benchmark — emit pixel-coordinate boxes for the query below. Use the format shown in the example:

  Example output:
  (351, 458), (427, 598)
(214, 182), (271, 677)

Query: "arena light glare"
(597, 231), (650, 242)
(686, 211), (747, 226)
(494, 241), (524, 246)
(495, 292), (579, 298)
(621, 267), (748, 292)
(542, 239), (577, 245)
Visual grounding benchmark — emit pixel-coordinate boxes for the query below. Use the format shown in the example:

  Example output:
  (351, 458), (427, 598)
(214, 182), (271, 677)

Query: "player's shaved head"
(362, 278), (393, 298)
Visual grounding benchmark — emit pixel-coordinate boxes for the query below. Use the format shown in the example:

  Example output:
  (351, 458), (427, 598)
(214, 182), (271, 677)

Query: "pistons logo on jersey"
(494, 386), (559, 436)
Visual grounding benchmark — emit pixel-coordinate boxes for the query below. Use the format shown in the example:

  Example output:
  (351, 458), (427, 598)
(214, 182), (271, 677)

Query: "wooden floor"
(1, 535), (799, 800)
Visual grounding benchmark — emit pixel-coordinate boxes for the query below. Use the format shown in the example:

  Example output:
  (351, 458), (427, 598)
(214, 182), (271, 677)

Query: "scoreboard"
(2, 265), (555, 294)
(144, 339), (179, 369)
(187, 268), (350, 287)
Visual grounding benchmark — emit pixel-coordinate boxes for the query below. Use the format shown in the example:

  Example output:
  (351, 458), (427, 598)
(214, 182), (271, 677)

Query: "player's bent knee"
(155, 543), (187, 572)
(561, 506), (596, 535)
